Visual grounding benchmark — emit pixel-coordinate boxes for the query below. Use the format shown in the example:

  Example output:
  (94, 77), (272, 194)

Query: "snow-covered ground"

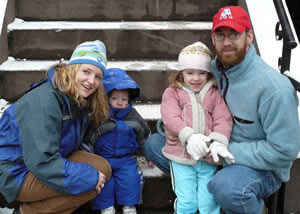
(0, 208), (13, 214)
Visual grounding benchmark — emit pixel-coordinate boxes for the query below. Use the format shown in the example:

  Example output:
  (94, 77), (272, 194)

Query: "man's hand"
(203, 152), (222, 165)
(209, 141), (235, 164)
(165, 128), (178, 145)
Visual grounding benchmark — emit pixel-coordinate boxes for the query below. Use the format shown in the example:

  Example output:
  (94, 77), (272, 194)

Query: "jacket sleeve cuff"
(178, 127), (195, 146)
(208, 132), (229, 147)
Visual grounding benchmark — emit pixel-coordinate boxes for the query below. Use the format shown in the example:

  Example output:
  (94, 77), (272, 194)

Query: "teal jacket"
(211, 44), (300, 182)
(0, 67), (99, 202)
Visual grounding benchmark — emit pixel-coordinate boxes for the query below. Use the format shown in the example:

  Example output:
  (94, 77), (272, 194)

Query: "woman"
(0, 40), (112, 214)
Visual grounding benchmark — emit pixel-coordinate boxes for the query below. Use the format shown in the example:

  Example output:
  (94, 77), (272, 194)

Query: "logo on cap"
(220, 8), (233, 20)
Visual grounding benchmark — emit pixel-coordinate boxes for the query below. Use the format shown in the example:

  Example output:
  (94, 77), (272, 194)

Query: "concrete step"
(7, 19), (213, 60)
(1, 100), (172, 212)
(16, 0), (238, 22)
(0, 158), (175, 213)
(1, 0), (240, 213)
(0, 58), (176, 102)
(74, 160), (175, 213)
(1, 98), (169, 208)
(0, 97), (161, 133)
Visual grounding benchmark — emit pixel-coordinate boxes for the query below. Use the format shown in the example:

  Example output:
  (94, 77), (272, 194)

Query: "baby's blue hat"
(103, 68), (141, 101)
(68, 40), (107, 73)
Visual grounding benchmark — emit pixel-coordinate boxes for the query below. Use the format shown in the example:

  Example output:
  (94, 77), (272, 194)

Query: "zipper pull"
(220, 71), (224, 90)
(196, 94), (201, 103)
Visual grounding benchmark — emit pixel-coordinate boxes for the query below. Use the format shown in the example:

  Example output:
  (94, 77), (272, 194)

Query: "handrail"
(270, 2), (299, 213)
(0, 0), (8, 36)
(273, 0), (300, 91)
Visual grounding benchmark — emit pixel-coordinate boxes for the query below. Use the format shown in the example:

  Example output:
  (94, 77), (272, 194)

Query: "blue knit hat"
(68, 40), (107, 73)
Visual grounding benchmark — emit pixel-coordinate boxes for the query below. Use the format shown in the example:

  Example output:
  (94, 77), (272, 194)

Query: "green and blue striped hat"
(68, 40), (107, 73)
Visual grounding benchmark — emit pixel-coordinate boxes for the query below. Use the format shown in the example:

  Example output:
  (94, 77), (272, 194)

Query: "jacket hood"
(103, 68), (140, 101)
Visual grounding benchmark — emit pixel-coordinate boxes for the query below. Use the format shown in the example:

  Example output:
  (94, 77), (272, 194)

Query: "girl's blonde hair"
(50, 63), (109, 126)
(168, 70), (213, 89)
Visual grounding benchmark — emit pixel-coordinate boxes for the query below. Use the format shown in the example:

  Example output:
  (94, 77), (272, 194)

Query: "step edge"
(8, 18), (212, 31)
(0, 58), (179, 72)
(0, 98), (161, 120)
(0, 98), (166, 177)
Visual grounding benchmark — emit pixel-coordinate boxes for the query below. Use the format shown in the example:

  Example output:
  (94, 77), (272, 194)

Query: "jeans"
(207, 164), (281, 214)
(144, 133), (170, 175)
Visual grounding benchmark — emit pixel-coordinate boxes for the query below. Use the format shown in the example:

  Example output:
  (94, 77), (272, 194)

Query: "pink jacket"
(161, 79), (233, 165)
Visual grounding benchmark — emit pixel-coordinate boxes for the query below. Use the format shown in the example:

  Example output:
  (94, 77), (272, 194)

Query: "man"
(145, 5), (300, 214)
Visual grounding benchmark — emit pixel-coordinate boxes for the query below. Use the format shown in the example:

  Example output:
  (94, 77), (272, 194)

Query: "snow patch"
(0, 58), (179, 72)
(8, 19), (212, 31)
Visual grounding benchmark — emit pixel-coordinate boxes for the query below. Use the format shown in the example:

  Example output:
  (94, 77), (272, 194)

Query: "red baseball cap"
(211, 6), (252, 34)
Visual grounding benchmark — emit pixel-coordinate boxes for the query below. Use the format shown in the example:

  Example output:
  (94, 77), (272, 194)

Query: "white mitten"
(186, 134), (210, 160)
(209, 141), (235, 164)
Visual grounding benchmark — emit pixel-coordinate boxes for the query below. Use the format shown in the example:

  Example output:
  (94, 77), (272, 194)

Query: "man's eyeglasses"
(213, 31), (245, 41)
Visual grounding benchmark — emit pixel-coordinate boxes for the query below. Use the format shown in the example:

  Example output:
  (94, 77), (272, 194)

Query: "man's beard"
(216, 40), (247, 68)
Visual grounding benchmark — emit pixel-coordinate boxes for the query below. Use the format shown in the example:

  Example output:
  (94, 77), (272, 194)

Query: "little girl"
(161, 41), (234, 214)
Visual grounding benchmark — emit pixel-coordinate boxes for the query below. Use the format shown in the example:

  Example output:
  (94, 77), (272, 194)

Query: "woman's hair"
(51, 63), (109, 126)
(168, 70), (214, 88)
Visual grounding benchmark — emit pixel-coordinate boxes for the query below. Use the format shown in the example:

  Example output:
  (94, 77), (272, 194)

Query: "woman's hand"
(95, 171), (106, 194)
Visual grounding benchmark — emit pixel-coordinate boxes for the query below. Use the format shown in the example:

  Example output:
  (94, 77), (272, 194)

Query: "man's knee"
(145, 133), (164, 157)
(207, 165), (265, 214)
(207, 171), (231, 202)
(144, 136), (153, 157)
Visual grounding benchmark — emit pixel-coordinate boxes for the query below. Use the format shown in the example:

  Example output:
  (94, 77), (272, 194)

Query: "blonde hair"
(169, 70), (213, 89)
(50, 63), (109, 126)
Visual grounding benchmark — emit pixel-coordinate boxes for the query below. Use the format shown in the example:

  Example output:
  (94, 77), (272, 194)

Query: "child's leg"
(114, 156), (144, 206)
(92, 176), (115, 210)
(170, 161), (198, 214)
(196, 161), (220, 214)
(92, 157), (117, 211)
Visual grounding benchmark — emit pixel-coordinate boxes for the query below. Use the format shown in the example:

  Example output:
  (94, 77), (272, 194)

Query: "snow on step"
(134, 104), (160, 120)
(0, 98), (164, 176)
(8, 18), (212, 31)
(0, 57), (179, 72)
(0, 58), (163, 121)
(0, 99), (10, 117)
(0, 99), (160, 121)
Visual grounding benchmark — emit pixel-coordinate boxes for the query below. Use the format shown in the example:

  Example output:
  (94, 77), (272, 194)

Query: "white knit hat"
(178, 41), (212, 72)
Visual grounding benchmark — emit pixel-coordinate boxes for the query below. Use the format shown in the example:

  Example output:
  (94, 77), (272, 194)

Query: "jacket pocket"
(233, 116), (254, 124)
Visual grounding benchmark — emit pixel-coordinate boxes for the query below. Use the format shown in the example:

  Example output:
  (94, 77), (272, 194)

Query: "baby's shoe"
(122, 205), (137, 214)
(101, 206), (115, 214)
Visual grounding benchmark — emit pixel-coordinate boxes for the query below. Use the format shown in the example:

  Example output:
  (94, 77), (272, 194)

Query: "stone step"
(0, 98), (172, 212)
(0, 159), (175, 213)
(0, 58), (176, 102)
(16, 0), (237, 22)
(76, 160), (176, 213)
(7, 19), (213, 60)
(0, 97), (161, 133)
